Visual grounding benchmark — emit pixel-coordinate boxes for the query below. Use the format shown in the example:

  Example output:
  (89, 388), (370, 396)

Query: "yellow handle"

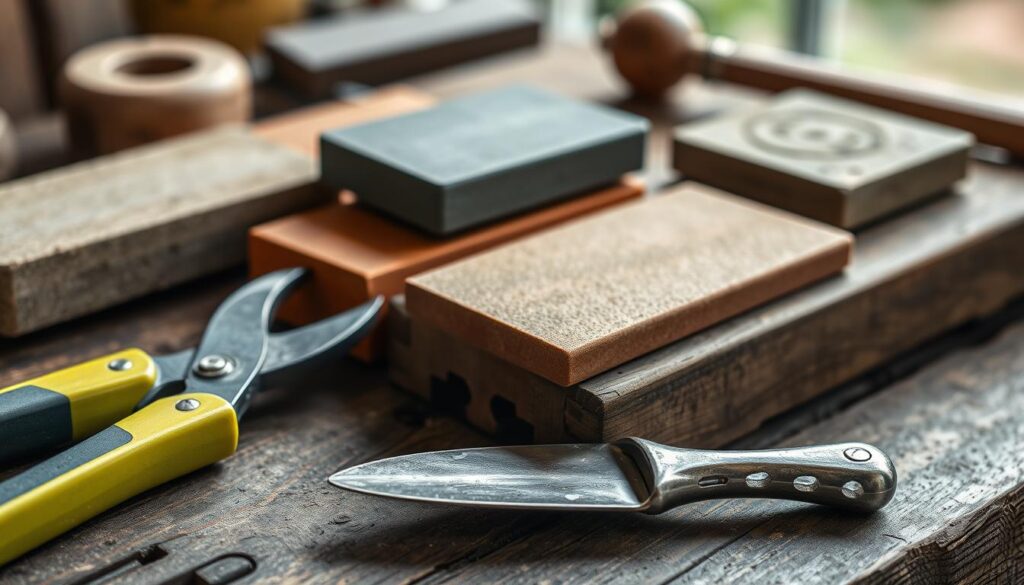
(0, 349), (157, 465)
(0, 393), (238, 567)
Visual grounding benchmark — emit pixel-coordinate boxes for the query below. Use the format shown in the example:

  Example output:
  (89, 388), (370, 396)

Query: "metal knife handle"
(615, 438), (897, 514)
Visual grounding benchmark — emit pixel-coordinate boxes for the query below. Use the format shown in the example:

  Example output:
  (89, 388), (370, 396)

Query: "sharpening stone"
(320, 85), (648, 235)
(266, 0), (541, 98)
(249, 179), (644, 361)
(406, 183), (853, 386)
(674, 89), (973, 228)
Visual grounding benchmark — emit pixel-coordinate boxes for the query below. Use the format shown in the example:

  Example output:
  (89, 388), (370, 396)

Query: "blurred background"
(551, 0), (1024, 97)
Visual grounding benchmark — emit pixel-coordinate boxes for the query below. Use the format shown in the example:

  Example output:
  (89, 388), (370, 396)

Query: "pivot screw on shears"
(107, 358), (133, 371)
(175, 398), (201, 412)
(193, 354), (235, 378)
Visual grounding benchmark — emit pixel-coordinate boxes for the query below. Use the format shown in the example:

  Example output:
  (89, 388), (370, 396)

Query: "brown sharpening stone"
(406, 183), (853, 386)
(249, 178), (644, 361)
(674, 89), (974, 228)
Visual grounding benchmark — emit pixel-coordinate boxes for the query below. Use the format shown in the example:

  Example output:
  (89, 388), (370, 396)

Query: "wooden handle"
(696, 39), (1024, 157)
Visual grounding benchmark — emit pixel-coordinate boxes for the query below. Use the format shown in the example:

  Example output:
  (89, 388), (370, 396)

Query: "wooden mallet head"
(601, 0), (704, 99)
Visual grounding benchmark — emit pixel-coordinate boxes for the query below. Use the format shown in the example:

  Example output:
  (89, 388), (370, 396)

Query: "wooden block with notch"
(321, 85), (648, 235)
(406, 184), (853, 386)
(390, 162), (1024, 446)
(250, 179), (644, 361)
(674, 89), (974, 228)
(266, 0), (541, 98)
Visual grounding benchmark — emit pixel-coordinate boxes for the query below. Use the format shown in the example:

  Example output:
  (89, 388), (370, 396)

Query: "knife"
(329, 439), (896, 514)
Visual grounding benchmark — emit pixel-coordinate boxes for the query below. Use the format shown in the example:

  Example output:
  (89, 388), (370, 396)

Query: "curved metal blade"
(185, 268), (306, 419)
(329, 444), (650, 511)
(262, 295), (384, 388)
(147, 293), (384, 408)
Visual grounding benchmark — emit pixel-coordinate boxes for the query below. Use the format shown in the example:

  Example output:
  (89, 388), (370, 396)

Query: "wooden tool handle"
(695, 38), (1024, 157)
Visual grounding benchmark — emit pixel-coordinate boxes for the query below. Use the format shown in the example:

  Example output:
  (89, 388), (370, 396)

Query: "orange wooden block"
(406, 183), (853, 386)
(249, 179), (645, 361)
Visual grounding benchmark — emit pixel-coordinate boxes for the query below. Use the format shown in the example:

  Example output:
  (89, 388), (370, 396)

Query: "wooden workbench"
(3, 43), (1024, 584)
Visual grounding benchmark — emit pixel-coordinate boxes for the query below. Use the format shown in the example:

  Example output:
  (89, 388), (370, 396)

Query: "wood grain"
(0, 126), (321, 336)
(391, 161), (1024, 446)
(675, 89), (973, 228)
(407, 184), (852, 386)
(60, 35), (252, 157)
(2, 40), (1024, 584)
(410, 314), (1024, 585)
(251, 180), (643, 362)
(4, 268), (1024, 583)
(266, 0), (540, 98)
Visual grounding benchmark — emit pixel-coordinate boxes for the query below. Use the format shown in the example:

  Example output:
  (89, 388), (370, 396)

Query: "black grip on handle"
(0, 386), (73, 467)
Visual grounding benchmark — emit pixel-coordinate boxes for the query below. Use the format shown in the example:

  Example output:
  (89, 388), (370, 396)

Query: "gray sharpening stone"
(320, 85), (648, 235)
(266, 0), (541, 98)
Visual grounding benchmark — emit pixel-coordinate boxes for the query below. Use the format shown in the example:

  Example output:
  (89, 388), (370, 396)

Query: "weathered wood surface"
(0, 127), (320, 336)
(390, 158), (1024, 446)
(3, 273), (1024, 583)
(2, 41), (1024, 584)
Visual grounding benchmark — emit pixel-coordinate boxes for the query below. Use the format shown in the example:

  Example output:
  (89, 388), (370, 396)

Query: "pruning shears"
(0, 268), (383, 566)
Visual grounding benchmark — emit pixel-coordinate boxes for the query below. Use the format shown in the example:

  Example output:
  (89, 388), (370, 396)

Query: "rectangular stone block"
(406, 183), (853, 386)
(266, 0), (541, 98)
(321, 85), (647, 235)
(674, 89), (973, 228)
(249, 179), (644, 361)
(0, 127), (320, 336)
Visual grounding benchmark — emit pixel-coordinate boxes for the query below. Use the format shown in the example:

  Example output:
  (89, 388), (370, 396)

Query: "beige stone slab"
(0, 126), (320, 336)
(406, 183), (853, 386)
(674, 89), (973, 228)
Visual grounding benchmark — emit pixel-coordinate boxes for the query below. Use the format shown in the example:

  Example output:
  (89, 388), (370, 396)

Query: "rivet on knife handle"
(615, 439), (897, 514)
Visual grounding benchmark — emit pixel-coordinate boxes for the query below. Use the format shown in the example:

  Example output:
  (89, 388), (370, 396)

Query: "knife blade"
(329, 438), (897, 514)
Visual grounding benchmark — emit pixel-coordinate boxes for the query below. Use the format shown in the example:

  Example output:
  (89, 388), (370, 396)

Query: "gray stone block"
(320, 85), (647, 235)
